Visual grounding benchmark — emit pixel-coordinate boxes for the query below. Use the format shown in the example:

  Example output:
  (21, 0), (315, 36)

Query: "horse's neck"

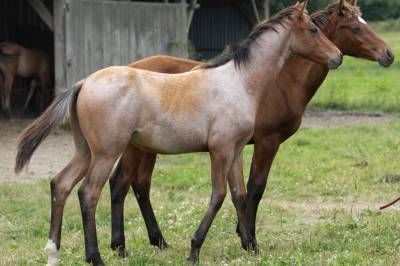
(281, 20), (336, 108)
(285, 57), (329, 107)
(238, 29), (292, 104)
(303, 63), (329, 104)
(298, 21), (337, 105)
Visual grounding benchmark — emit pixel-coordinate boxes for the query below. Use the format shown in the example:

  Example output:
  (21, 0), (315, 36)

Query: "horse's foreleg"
(228, 154), (256, 252)
(246, 136), (279, 241)
(3, 73), (14, 118)
(23, 79), (38, 113)
(78, 155), (119, 266)
(187, 146), (235, 263)
(45, 153), (90, 266)
(109, 145), (146, 257)
(131, 152), (168, 249)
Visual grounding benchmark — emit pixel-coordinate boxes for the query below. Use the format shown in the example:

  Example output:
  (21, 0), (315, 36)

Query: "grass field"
(310, 31), (400, 113)
(1, 122), (400, 265)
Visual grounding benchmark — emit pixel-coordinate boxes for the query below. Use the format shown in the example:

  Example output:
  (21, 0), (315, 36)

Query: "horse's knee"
(211, 191), (226, 210)
(77, 185), (99, 212)
(231, 192), (247, 209)
(132, 182), (150, 202)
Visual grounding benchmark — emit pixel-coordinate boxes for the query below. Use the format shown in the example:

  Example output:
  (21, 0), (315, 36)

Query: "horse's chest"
(257, 106), (302, 140)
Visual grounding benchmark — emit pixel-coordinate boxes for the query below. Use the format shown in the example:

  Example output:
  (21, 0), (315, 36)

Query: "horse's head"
(287, 0), (343, 69)
(314, 0), (394, 67)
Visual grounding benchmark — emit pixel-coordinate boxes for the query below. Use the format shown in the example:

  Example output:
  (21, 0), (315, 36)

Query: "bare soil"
(0, 109), (398, 183)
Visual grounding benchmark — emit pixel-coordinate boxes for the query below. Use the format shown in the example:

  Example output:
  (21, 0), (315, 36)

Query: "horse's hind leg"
(0, 74), (5, 111)
(39, 72), (51, 111)
(109, 145), (144, 257)
(110, 145), (166, 257)
(45, 152), (90, 266)
(23, 79), (38, 113)
(78, 155), (120, 266)
(131, 151), (168, 249)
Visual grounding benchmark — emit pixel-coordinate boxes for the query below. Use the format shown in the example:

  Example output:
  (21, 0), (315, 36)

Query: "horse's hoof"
(235, 222), (241, 237)
(111, 242), (128, 258)
(241, 239), (258, 253)
(186, 254), (199, 264)
(117, 246), (129, 258)
(86, 253), (105, 266)
(150, 236), (169, 250)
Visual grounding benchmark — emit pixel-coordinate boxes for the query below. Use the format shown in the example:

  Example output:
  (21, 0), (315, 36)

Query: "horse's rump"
(0, 50), (19, 63)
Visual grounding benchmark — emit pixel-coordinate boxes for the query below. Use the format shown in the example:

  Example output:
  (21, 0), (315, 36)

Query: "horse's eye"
(351, 27), (361, 33)
(309, 27), (318, 35)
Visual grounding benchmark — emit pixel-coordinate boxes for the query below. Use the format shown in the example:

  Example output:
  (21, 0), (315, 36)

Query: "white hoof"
(44, 239), (59, 266)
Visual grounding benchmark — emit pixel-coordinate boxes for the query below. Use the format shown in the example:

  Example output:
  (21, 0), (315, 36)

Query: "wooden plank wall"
(64, 0), (187, 88)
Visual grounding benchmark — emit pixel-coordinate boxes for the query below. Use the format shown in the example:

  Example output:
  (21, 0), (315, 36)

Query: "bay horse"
(15, 1), (342, 265)
(0, 42), (52, 117)
(105, 0), (395, 258)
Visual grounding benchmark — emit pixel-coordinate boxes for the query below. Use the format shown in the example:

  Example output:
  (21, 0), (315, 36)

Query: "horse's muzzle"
(378, 49), (395, 68)
(327, 53), (343, 70)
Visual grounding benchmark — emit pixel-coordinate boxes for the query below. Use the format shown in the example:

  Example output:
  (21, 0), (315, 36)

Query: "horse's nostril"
(386, 49), (394, 59)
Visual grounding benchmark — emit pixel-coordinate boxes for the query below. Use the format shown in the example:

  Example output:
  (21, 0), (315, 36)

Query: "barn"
(0, 0), (269, 117)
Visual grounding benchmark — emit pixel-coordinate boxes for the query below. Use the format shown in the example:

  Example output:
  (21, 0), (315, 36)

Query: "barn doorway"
(0, 0), (54, 118)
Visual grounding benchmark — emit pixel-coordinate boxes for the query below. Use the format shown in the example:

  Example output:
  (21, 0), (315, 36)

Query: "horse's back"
(128, 55), (202, 74)
(0, 42), (21, 56)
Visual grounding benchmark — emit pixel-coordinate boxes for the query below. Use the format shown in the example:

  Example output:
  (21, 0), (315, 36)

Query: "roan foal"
(108, 0), (395, 256)
(15, 1), (342, 265)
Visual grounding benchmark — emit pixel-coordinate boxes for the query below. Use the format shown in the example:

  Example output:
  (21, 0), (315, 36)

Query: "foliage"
(269, 0), (400, 21)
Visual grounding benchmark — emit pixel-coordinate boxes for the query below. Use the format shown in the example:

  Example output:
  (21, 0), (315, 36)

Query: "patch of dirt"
(0, 119), (74, 183)
(0, 110), (398, 183)
(261, 198), (399, 226)
(302, 109), (399, 128)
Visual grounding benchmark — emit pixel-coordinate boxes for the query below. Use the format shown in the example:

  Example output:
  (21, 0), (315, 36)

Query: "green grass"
(310, 31), (400, 113)
(1, 122), (400, 265)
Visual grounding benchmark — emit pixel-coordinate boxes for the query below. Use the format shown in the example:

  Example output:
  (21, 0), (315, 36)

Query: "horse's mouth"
(377, 57), (394, 68)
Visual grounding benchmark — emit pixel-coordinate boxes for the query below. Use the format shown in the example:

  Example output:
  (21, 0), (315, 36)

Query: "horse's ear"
(296, 0), (308, 19)
(348, 0), (357, 6)
(338, 0), (345, 15)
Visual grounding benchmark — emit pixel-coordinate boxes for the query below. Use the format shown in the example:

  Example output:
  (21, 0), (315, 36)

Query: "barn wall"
(189, 4), (252, 60)
(64, 0), (187, 88)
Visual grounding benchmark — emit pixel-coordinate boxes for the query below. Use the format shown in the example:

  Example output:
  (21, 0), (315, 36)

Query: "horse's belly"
(130, 124), (208, 154)
(17, 62), (36, 77)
